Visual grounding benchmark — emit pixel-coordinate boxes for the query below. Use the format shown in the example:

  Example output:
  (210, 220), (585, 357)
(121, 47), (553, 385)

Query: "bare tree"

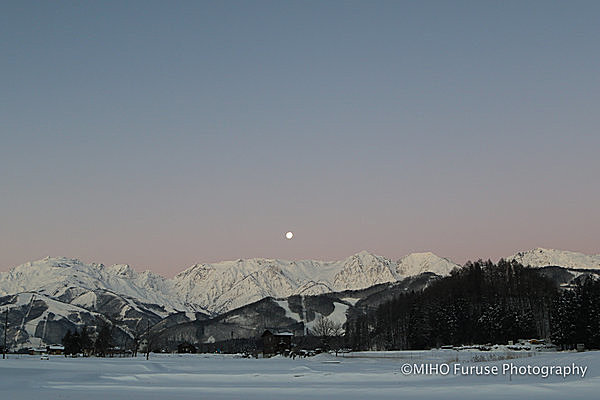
(310, 315), (345, 354)
(310, 315), (343, 338)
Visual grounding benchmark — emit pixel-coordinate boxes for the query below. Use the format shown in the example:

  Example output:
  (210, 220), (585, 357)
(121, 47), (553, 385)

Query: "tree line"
(345, 260), (600, 350)
(551, 276), (600, 349)
(62, 324), (113, 356)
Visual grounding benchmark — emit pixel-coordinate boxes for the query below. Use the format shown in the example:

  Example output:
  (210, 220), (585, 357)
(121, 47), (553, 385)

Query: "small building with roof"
(261, 330), (293, 357)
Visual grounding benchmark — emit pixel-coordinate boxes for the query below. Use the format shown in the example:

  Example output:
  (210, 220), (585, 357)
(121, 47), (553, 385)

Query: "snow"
(6, 292), (97, 319)
(71, 291), (97, 308)
(1, 248), (597, 318)
(0, 351), (598, 399)
(184, 312), (196, 321)
(173, 251), (462, 313)
(328, 302), (349, 326)
(274, 299), (302, 321)
(273, 299), (348, 332)
(396, 252), (458, 277)
(0, 252), (459, 315)
(0, 257), (187, 314)
(6, 292), (106, 347)
(511, 248), (600, 270)
(305, 302), (349, 333)
(341, 297), (360, 306)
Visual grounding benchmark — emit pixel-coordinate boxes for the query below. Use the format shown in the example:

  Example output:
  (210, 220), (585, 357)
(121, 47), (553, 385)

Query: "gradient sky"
(1, 1), (599, 276)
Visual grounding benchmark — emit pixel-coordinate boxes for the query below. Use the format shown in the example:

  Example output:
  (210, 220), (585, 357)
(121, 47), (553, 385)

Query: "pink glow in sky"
(1, 2), (599, 276)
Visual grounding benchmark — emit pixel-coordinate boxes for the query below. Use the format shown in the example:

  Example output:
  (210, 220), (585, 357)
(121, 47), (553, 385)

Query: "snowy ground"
(0, 350), (598, 399)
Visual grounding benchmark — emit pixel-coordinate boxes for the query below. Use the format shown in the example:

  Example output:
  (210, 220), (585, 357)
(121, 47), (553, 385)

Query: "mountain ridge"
(1, 248), (599, 350)
(1, 248), (599, 316)
(510, 248), (600, 270)
(0, 251), (457, 314)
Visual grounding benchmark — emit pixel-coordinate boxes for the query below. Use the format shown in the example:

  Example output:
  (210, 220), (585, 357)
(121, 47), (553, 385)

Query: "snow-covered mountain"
(2, 248), (599, 318)
(0, 292), (130, 348)
(0, 257), (197, 315)
(396, 252), (458, 276)
(151, 273), (438, 350)
(510, 248), (600, 270)
(170, 250), (458, 313)
(1, 247), (598, 349)
(0, 251), (458, 315)
(5, 248), (598, 320)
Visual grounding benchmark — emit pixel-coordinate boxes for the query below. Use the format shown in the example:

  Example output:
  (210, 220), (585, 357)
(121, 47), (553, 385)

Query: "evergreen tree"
(62, 330), (73, 356)
(70, 331), (82, 355)
(94, 324), (113, 357)
(551, 277), (600, 349)
(79, 326), (92, 356)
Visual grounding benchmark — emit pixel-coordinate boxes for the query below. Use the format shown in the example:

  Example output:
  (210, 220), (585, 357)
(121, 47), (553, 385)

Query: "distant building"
(28, 345), (64, 356)
(47, 345), (65, 355)
(29, 347), (47, 355)
(177, 342), (197, 354)
(261, 330), (293, 357)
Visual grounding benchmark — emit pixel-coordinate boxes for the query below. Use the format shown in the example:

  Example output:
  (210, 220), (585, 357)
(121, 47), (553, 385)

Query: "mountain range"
(0, 250), (459, 315)
(1, 248), (598, 349)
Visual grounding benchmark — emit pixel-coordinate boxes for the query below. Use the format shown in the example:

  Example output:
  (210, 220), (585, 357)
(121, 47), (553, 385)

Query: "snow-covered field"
(1, 351), (598, 399)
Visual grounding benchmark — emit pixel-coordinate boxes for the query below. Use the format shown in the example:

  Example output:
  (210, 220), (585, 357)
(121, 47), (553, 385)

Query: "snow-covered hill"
(0, 292), (128, 348)
(0, 251), (459, 315)
(510, 248), (600, 270)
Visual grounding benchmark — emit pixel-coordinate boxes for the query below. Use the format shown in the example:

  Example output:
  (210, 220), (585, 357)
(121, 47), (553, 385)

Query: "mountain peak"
(399, 251), (438, 259)
(106, 264), (135, 277)
(396, 252), (459, 277)
(349, 250), (380, 260)
(36, 256), (84, 267)
(511, 248), (600, 269)
(8, 248), (597, 315)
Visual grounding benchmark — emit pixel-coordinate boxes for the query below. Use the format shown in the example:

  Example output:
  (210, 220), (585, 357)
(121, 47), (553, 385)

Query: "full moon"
(285, 231), (294, 240)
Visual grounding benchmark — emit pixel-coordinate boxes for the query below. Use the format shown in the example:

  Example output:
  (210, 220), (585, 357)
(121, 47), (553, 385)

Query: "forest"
(345, 260), (600, 350)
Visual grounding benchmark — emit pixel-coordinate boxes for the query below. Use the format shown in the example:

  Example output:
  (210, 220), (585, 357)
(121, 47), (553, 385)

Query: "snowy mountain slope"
(331, 251), (398, 290)
(11, 248), (600, 317)
(170, 250), (458, 313)
(0, 288), (208, 351)
(0, 252), (457, 315)
(151, 273), (440, 349)
(0, 292), (131, 348)
(3, 247), (599, 350)
(395, 252), (459, 276)
(0, 257), (204, 314)
(510, 248), (600, 270)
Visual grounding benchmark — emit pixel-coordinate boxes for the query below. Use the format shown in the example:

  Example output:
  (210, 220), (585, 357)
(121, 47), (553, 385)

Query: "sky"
(1, 1), (599, 276)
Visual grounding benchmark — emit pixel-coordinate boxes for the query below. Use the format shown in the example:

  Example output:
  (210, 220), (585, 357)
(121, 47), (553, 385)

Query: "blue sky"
(1, 1), (599, 275)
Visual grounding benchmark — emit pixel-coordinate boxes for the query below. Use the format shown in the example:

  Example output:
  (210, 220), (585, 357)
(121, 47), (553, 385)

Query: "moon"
(285, 231), (294, 240)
